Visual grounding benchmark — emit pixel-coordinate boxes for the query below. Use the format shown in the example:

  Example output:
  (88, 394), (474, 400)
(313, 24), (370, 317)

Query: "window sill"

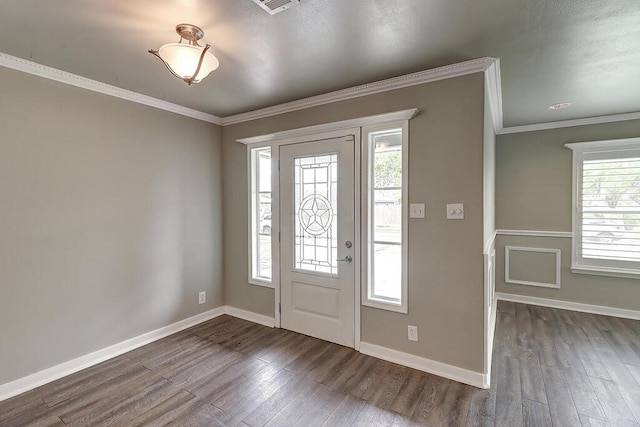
(249, 278), (275, 289)
(571, 265), (640, 280)
(362, 298), (408, 314)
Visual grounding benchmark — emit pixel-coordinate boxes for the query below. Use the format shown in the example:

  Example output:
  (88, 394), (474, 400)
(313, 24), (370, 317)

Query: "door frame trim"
(241, 110), (421, 350)
(265, 127), (362, 349)
(278, 136), (358, 348)
(237, 109), (419, 145)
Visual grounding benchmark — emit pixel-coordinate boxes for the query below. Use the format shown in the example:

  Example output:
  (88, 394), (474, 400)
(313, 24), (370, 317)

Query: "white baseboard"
(224, 306), (276, 328)
(359, 342), (489, 389)
(7, 305), (499, 403)
(496, 292), (640, 321)
(0, 307), (226, 402)
(0, 305), (275, 402)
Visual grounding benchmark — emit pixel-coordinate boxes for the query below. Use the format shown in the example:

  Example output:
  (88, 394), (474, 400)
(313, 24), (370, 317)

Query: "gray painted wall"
(222, 73), (488, 372)
(0, 67), (224, 385)
(495, 119), (640, 310)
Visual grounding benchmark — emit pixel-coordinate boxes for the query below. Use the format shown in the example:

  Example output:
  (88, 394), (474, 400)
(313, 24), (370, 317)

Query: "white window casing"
(361, 120), (409, 313)
(248, 145), (274, 286)
(566, 138), (640, 279)
(242, 109), (418, 318)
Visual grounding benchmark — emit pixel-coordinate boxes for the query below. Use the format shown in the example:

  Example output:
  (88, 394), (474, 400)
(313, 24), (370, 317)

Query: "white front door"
(279, 136), (355, 347)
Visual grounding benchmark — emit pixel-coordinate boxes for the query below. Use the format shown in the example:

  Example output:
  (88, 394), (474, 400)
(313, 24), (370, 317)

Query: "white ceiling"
(0, 0), (638, 127)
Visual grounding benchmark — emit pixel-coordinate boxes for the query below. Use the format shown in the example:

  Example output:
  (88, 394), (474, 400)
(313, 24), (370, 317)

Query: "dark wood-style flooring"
(2, 301), (640, 426)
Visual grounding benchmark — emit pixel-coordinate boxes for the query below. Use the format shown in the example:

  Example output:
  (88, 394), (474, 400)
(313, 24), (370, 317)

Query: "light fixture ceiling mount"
(149, 24), (219, 85)
(174, 23), (205, 42)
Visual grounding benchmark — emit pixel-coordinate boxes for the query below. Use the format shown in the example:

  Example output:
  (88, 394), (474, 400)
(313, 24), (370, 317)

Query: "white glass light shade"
(157, 43), (219, 83)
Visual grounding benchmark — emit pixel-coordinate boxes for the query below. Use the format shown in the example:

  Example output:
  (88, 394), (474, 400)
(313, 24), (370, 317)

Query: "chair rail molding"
(496, 229), (572, 238)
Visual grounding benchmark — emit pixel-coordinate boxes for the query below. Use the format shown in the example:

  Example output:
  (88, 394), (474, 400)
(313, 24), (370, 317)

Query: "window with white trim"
(567, 138), (640, 278)
(249, 146), (272, 284)
(362, 121), (408, 312)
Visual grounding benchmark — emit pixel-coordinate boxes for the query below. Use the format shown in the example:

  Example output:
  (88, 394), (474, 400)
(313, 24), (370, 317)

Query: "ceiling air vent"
(252, 0), (300, 15)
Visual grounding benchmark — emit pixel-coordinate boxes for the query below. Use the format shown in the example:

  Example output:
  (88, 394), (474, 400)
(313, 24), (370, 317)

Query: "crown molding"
(565, 137), (640, 152)
(224, 57), (499, 126)
(499, 111), (640, 135)
(236, 108), (419, 145)
(484, 59), (504, 133)
(0, 51), (223, 125)
(6, 49), (640, 135)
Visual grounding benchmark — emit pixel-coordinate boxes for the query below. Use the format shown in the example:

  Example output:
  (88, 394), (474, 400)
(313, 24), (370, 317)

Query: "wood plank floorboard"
(370, 364), (411, 411)
(495, 356), (523, 427)
(351, 359), (393, 401)
(522, 398), (551, 427)
(389, 370), (429, 417)
(466, 389), (496, 427)
(3, 303), (640, 426)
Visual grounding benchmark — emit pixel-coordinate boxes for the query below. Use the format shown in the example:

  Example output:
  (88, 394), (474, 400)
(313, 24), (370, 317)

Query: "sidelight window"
(362, 121), (408, 312)
(249, 146), (273, 284)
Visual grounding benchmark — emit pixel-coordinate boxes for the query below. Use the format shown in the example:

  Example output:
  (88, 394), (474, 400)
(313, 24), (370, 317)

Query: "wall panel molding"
(484, 243), (497, 378)
(505, 246), (561, 289)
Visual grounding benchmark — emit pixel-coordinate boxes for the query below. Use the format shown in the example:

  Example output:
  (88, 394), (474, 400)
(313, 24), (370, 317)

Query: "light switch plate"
(410, 203), (425, 218)
(446, 203), (464, 220)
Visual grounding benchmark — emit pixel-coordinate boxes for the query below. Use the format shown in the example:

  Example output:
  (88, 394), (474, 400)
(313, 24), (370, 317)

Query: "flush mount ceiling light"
(149, 24), (219, 85)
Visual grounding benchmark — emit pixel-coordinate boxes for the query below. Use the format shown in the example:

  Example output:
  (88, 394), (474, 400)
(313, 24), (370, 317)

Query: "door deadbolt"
(345, 240), (352, 248)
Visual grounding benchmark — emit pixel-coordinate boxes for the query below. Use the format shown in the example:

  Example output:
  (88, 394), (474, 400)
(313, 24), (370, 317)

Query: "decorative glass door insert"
(293, 154), (338, 275)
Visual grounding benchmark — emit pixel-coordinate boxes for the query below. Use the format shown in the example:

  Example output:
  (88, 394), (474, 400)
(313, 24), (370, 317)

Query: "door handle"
(337, 255), (353, 263)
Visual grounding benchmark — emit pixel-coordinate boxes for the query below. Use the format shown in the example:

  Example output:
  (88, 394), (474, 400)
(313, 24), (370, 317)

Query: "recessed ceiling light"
(548, 102), (572, 110)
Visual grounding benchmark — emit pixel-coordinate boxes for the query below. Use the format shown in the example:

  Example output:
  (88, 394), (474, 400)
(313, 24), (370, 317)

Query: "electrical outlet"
(408, 325), (418, 342)
(198, 291), (206, 305)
